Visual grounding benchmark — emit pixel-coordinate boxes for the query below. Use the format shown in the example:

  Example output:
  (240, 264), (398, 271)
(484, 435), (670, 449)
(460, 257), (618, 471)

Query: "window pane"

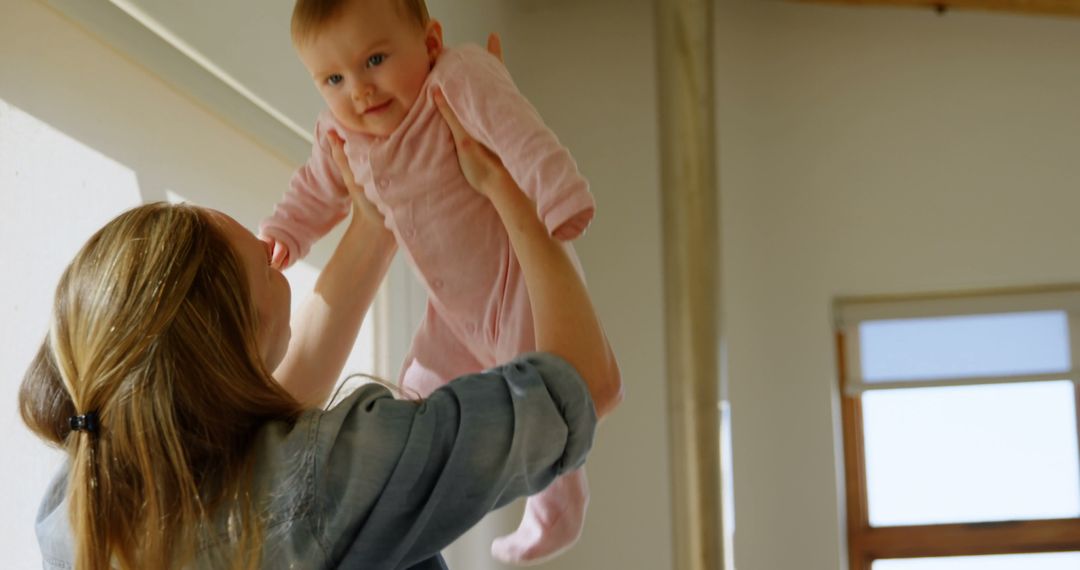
(873, 552), (1080, 570)
(859, 311), (1070, 382)
(862, 381), (1080, 526)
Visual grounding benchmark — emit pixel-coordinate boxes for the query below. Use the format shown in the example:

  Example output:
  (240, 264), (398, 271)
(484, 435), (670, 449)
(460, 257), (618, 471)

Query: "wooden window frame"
(792, 0), (1080, 20)
(835, 286), (1080, 570)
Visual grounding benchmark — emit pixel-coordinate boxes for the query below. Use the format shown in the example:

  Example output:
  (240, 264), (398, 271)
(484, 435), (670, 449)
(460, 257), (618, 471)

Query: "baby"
(260, 0), (618, 564)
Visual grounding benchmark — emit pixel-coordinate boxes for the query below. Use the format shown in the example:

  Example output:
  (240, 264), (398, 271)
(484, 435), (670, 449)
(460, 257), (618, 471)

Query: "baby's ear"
(425, 19), (444, 63)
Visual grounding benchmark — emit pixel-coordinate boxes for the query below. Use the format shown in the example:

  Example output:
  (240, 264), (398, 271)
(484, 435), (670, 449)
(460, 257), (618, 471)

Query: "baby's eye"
(366, 54), (386, 68)
(326, 74), (343, 86)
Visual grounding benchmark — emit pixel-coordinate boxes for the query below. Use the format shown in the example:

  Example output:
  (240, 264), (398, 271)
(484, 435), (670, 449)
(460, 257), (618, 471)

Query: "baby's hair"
(291, 0), (430, 44)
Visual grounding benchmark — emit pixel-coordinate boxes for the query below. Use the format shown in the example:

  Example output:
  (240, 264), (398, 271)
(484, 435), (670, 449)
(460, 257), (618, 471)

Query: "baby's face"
(298, 0), (441, 137)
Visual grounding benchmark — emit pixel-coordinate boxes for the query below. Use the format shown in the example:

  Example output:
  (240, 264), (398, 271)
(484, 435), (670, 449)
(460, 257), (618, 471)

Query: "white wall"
(500, 3), (672, 567)
(0, 2), (297, 226)
(716, 1), (1080, 568)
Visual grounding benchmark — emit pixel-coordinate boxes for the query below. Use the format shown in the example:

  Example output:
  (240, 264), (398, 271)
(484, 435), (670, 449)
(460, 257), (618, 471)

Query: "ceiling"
(44, 0), (503, 163)
(112, 0), (325, 136)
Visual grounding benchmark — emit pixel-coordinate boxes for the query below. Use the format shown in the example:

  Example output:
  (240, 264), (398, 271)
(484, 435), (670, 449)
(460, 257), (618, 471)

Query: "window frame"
(834, 286), (1080, 570)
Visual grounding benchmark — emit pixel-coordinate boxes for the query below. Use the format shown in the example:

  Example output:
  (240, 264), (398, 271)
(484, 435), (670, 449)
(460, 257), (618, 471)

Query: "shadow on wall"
(0, 0), (296, 234)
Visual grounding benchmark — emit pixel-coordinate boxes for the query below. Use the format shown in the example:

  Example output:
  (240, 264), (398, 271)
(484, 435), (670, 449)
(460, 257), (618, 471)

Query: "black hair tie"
(69, 412), (99, 434)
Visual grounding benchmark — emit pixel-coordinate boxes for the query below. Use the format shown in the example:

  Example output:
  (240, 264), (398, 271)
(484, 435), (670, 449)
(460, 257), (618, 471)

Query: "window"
(835, 287), (1080, 570)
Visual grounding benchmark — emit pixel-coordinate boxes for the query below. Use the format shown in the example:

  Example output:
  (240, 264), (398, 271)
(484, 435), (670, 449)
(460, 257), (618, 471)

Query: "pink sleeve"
(259, 114), (352, 264)
(436, 46), (595, 241)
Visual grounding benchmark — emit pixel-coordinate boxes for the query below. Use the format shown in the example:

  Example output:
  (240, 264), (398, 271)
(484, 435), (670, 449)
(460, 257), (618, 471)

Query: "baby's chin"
(335, 113), (405, 139)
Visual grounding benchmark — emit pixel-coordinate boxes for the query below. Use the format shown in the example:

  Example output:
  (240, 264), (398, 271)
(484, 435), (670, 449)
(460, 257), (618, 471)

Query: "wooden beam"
(837, 331), (873, 570)
(858, 519), (1080, 559)
(655, 0), (724, 568)
(794, 0), (1080, 18)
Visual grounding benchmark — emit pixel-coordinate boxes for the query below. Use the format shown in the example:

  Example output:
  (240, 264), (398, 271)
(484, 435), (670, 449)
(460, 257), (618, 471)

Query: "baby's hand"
(260, 235), (291, 270)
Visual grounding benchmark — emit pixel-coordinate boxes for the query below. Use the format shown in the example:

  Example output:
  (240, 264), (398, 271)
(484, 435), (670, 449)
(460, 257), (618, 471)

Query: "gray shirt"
(35, 353), (597, 569)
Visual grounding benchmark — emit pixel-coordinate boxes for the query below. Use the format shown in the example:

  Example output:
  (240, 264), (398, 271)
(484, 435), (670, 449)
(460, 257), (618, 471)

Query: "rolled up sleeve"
(312, 352), (597, 569)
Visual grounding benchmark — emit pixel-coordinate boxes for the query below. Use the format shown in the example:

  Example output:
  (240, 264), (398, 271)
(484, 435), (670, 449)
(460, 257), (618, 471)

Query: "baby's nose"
(351, 83), (375, 101)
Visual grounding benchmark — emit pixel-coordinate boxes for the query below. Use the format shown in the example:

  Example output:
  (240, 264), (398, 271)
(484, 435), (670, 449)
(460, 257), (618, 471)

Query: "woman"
(20, 88), (622, 569)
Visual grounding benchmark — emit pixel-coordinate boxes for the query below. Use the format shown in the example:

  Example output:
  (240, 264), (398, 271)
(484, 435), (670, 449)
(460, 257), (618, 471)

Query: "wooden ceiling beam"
(793, 0), (1080, 18)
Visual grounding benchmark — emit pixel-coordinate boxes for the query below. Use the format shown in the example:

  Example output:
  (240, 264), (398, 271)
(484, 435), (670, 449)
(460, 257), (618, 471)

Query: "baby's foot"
(490, 469), (588, 566)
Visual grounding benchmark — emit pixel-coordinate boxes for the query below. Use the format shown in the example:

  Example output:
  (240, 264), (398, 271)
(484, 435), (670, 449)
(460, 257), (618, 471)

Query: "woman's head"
(207, 208), (292, 370)
(20, 202), (301, 569)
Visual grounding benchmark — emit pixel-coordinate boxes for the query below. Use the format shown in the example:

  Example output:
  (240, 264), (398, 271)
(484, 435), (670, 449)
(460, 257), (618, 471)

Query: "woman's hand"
(273, 134), (396, 407)
(429, 32), (508, 197)
(433, 39), (622, 416)
(326, 130), (386, 227)
(432, 88), (512, 198)
(486, 32), (503, 63)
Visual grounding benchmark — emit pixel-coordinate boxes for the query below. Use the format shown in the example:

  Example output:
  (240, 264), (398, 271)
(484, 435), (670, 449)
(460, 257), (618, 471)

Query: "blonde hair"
(19, 202), (303, 570)
(291, 0), (430, 44)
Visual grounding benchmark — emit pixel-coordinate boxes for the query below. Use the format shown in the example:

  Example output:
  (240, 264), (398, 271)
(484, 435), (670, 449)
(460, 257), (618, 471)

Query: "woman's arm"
(433, 45), (595, 241)
(273, 133), (397, 408)
(311, 353), (596, 567)
(433, 89), (623, 418)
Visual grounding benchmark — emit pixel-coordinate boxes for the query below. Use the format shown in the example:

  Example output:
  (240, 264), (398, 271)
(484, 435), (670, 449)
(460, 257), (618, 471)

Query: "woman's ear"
(425, 19), (444, 64)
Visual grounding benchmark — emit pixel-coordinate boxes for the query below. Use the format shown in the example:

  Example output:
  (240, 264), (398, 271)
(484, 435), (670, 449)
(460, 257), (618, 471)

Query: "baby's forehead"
(317, 0), (423, 37)
(353, 0), (424, 23)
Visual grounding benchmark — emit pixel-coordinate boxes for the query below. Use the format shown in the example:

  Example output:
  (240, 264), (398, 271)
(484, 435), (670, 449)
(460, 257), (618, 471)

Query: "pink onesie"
(261, 44), (595, 388)
(261, 44), (601, 561)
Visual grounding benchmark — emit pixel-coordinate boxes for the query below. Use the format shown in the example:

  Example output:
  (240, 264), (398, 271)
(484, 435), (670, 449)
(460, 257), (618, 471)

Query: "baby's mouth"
(363, 100), (392, 115)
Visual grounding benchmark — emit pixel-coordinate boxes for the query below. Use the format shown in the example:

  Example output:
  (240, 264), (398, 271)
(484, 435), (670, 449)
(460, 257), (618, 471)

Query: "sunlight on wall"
(0, 98), (143, 567)
(283, 261), (377, 383)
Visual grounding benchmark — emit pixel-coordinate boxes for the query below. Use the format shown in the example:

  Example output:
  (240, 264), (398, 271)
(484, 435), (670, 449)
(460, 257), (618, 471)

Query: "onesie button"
(403, 228), (416, 238)
(431, 278), (444, 290)
(378, 177), (390, 189)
